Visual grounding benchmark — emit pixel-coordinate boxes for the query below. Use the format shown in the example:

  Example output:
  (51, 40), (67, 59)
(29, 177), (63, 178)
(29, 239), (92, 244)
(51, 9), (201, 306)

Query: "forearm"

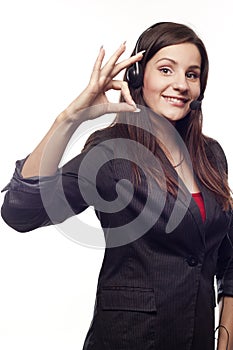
(217, 296), (233, 350)
(21, 113), (82, 178)
(21, 87), (94, 178)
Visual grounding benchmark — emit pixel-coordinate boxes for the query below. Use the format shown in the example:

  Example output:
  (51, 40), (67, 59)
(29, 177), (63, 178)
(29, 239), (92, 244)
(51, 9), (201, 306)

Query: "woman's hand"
(21, 42), (145, 178)
(61, 42), (145, 123)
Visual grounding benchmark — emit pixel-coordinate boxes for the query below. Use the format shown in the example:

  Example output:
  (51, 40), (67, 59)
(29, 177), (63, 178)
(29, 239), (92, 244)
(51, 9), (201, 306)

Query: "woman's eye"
(159, 67), (172, 74)
(186, 72), (199, 79)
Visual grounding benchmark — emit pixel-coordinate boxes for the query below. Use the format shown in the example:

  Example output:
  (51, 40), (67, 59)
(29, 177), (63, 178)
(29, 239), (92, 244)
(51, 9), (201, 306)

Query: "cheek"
(143, 74), (161, 101)
(192, 82), (201, 99)
(143, 68), (159, 90)
(142, 85), (159, 107)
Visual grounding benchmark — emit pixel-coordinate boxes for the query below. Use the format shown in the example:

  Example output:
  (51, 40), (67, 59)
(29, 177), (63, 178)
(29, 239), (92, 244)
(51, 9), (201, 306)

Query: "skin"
(217, 296), (233, 350)
(142, 43), (201, 123)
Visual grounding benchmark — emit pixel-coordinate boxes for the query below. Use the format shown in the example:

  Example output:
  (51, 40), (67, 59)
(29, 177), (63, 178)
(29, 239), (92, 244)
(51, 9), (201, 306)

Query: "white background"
(0, 0), (232, 349)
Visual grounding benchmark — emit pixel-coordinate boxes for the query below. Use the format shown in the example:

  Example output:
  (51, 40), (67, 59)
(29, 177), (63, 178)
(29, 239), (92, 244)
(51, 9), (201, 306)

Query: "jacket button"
(186, 256), (198, 267)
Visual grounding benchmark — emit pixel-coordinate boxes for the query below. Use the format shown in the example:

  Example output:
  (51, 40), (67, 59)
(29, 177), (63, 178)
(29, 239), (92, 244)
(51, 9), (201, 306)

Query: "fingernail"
(131, 100), (137, 108)
(137, 49), (146, 56)
(131, 101), (141, 112)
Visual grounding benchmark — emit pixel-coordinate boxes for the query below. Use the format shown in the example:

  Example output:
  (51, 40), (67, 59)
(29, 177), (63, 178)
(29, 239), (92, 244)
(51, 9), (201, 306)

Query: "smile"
(163, 96), (189, 106)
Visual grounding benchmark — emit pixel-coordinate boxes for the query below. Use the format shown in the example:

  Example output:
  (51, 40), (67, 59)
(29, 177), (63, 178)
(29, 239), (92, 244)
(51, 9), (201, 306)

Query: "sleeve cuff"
(217, 279), (233, 302)
(1, 156), (61, 194)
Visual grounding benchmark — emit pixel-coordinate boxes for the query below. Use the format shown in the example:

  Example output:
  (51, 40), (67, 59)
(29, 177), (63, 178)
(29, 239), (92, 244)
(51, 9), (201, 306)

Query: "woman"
(1, 22), (233, 349)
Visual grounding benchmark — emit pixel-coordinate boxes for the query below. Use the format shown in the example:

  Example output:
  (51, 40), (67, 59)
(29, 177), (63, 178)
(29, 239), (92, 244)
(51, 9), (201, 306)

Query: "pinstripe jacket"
(1, 124), (233, 350)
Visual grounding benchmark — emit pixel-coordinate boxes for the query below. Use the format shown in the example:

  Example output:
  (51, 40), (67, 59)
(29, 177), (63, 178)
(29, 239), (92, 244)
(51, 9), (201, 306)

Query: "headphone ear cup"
(126, 62), (143, 89)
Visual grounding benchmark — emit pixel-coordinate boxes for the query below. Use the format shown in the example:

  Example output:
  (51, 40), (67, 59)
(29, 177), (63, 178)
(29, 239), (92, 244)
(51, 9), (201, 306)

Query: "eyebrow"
(155, 57), (201, 70)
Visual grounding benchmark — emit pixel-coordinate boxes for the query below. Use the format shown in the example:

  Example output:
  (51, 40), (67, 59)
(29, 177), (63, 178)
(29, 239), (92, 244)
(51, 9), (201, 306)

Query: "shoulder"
(82, 123), (129, 151)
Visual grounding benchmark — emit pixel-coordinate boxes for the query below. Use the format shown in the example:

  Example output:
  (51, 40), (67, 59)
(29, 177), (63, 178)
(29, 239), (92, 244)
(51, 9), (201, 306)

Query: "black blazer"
(1, 125), (233, 350)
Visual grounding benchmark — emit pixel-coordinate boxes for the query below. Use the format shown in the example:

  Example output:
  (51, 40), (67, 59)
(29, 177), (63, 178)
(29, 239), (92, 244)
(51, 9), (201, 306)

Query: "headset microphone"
(190, 100), (202, 111)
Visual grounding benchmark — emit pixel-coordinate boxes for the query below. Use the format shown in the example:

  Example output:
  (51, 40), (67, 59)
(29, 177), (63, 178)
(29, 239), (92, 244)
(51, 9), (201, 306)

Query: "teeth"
(165, 97), (185, 103)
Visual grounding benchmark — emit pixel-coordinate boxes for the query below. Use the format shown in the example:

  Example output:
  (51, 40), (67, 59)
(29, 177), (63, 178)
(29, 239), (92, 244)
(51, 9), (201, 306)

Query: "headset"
(126, 23), (164, 89)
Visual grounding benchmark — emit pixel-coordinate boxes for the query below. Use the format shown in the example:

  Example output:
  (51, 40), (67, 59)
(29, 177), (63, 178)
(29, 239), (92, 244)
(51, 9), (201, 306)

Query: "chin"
(163, 109), (189, 121)
(149, 106), (189, 123)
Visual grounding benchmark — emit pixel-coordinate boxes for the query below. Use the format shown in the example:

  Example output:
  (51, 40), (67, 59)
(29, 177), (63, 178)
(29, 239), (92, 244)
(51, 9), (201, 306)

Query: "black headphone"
(126, 23), (165, 89)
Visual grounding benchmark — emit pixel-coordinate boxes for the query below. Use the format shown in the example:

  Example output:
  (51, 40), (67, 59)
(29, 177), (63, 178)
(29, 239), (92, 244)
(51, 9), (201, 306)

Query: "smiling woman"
(1, 21), (233, 350)
(142, 43), (201, 121)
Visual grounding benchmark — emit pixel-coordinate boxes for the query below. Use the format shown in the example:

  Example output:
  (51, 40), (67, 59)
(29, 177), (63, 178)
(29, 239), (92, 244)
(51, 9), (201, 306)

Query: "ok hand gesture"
(63, 42), (145, 122)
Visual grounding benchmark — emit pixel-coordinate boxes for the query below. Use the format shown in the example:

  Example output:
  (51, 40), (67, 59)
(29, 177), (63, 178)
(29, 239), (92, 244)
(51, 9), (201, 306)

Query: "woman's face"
(142, 43), (201, 122)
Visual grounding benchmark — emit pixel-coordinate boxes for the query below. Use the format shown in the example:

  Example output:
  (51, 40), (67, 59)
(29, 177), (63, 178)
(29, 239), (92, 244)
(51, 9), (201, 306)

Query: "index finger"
(100, 42), (128, 78)
(110, 50), (146, 78)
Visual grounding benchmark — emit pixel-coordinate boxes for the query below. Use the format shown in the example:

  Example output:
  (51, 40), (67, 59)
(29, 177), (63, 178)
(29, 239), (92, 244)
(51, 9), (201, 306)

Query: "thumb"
(78, 103), (140, 121)
(106, 102), (140, 114)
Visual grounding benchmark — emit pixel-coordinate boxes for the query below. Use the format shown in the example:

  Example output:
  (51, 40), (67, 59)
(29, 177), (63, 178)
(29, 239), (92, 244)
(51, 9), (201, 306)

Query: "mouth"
(162, 95), (190, 107)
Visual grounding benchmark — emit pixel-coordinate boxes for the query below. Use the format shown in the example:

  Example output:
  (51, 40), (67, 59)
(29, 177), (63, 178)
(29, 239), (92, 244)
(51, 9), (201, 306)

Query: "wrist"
(56, 107), (85, 127)
(216, 326), (230, 350)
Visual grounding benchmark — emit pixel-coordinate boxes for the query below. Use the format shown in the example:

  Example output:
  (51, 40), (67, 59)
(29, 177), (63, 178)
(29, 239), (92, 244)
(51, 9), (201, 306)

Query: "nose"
(172, 72), (189, 92)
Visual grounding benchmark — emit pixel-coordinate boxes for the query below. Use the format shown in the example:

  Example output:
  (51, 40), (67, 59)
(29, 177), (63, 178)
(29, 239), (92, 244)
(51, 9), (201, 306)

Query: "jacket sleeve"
(1, 154), (92, 233)
(210, 139), (233, 301)
(1, 130), (107, 233)
(216, 216), (233, 302)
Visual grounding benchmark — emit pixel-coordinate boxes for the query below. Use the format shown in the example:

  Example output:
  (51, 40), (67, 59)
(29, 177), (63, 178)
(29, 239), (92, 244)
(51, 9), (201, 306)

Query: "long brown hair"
(112, 22), (232, 210)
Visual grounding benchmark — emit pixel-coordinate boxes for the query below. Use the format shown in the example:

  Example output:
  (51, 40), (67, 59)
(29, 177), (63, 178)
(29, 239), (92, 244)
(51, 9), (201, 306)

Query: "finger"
(95, 102), (139, 115)
(111, 50), (145, 78)
(106, 80), (136, 107)
(89, 46), (105, 84)
(81, 102), (140, 120)
(100, 42), (127, 78)
(106, 102), (140, 114)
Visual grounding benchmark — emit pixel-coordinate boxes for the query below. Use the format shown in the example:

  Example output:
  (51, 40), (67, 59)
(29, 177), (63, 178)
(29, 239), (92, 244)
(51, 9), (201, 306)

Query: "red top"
(192, 192), (206, 222)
